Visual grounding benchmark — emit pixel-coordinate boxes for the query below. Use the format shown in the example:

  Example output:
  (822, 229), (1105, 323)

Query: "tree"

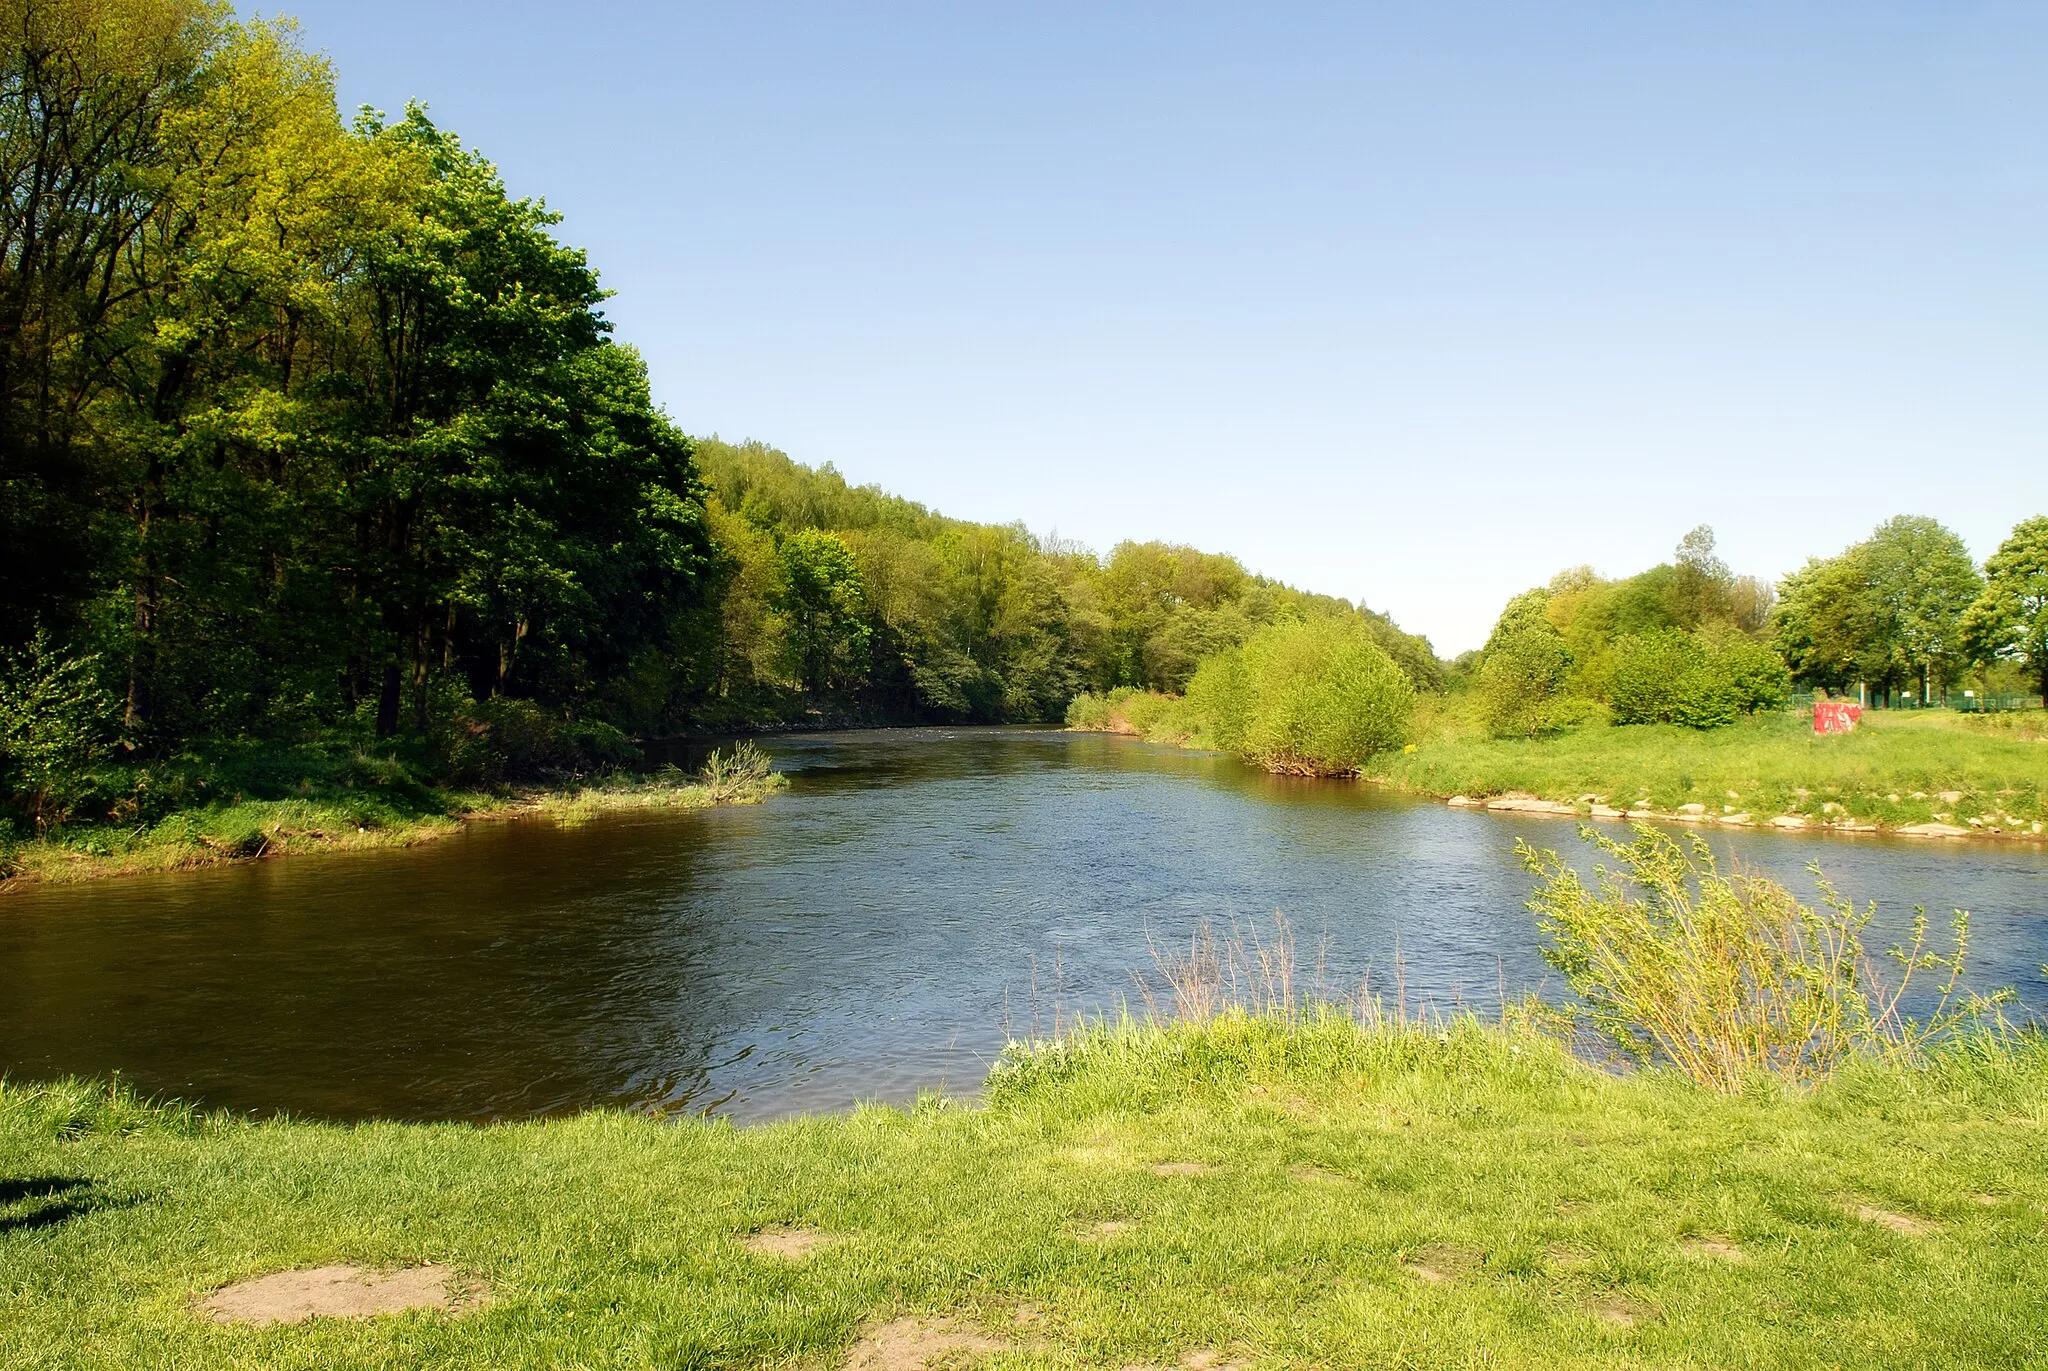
(1671, 524), (1734, 627)
(1964, 516), (2048, 704)
(773, 529), (869, 696)
(1772, 516), (1978, 704)
(0, 0), (229, 643)
(1475, 590), (1581, 737)
(1864, 516), (1980, 704)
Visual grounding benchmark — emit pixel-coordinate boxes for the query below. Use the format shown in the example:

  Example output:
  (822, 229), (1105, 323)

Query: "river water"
(2, 728), (2043, 1122)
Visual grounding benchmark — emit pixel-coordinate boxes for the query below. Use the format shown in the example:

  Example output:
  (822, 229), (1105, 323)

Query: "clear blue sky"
(275, 1), (2044, 653)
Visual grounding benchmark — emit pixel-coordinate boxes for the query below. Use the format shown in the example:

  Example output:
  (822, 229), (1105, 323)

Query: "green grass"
(1370, 708), (2047, 834)
(0, 767), (785, 889)
(4, 1017), (2045, 1369)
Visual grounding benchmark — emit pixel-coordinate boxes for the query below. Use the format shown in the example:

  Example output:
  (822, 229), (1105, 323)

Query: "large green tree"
(1963, 516), (2048, 704)
(1773, 515), (1979, 703)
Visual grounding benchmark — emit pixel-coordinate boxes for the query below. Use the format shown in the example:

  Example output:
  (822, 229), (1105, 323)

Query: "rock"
(1721, 813), (1752, 825)
(1896, 822), (1971, 839)
(1676, 803), (1707, 815)
(1447, 795), (1480, 807)
(1837, 821), (1878, 833)
(1588, 805), (1626, 820)
(1486, 797), (1577, 815)
(1769, 815), (1807, 829)
(1938, 790), (1963, 804)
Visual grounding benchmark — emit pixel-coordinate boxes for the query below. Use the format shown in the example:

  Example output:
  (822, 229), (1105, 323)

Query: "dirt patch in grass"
(1544, 1243), (1597, 1273)
(1402, 1242), (1483, 1283)
(1149, 1161), (1216, 1177)
(199, 1264), (478, 1326)
(1078, 1219), (1138, 1242)
(1846, 1202), (1936, 1238)
(1679, 1236), (1749, 1263)
(1288, 1162), (1354, 1186)
(843, 1316), (1006, 1371)
(739, 1225), (836, 1259)
(1121, 1350), (1250, 1371)
(1585, 1291), (1657, 1327)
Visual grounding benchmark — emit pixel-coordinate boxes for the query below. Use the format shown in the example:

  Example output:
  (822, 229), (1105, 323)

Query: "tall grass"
(1519, 825), (2012, 1091)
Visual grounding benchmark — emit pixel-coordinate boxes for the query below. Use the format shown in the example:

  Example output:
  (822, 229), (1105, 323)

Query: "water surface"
(3, 728), (2043, 1121)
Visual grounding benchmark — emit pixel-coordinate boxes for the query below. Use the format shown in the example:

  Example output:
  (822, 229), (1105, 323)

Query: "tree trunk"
(375, 662), (401, 737)
(123, 553), (155, 733)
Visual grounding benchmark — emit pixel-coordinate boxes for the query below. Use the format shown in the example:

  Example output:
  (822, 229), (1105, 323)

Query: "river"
(2, 728), (2043, 1122)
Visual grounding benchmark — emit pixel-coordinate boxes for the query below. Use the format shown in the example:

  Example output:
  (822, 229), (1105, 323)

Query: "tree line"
(1469, 516), (2048, 740)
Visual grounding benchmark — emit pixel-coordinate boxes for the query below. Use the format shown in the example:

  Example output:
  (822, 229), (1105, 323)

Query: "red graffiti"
(1813, 701), (1862, 735)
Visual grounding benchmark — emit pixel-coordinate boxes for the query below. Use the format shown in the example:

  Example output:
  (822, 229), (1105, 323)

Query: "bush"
(1716, 636), (1794, 713)
(1184, 618), (1412, 774)
(446, 698), (637, 783)
(0, 629), (118, 833)
(696, 741), (780, 803)
(1610, 629), (1790, 728)
(1476, 625), (1580, 738)
(1520, 826), (2003, 1091)
(1064, 689), (1126, 731)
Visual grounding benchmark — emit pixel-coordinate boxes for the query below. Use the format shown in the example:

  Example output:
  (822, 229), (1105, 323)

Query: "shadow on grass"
(0, 1176), (135, 1235)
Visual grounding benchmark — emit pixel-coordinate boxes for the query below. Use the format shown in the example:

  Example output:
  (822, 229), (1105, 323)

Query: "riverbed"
(3, 728), (2043, 1122)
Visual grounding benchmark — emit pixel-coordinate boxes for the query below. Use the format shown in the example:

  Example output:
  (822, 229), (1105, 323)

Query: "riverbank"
(2, 1016), (2042, 1369)
(1371, 709), (2047, 841)
(1074, 694), (2048, 842)
(0, 755), (785, 891)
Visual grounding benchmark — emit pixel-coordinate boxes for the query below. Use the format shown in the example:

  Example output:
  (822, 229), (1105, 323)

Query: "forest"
(0, 0), (1440, 834)
(4, 1), (2047, 834)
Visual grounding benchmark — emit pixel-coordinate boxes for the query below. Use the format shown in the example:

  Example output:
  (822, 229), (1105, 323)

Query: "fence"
(1786, 690), (2034, 714)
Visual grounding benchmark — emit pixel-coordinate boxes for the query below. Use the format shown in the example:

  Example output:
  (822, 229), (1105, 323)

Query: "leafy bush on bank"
(1182, 618), (1414, 774)
(1608, 628), (1790, 728)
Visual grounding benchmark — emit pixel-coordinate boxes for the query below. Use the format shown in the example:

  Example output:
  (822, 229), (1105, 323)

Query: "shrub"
(1064, 689), (1127, 731)
(447, 697), (636, 783)
(0, 629), (118, 833)
(1610, 629), (1790, 728)
(1063, 687), (1189, 739)
(1476, 626), (1580, 738)
(696, 741), (781, 803)
(1119, 689), (1193, 741)
(1519, 826), (2004, 1091)
(1185, 618), (1412, 774)
(1716, 636), (1794, 713)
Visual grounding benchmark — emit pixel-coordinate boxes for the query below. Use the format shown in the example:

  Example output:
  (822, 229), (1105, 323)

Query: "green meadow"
(4, 1017), (2044, 1370)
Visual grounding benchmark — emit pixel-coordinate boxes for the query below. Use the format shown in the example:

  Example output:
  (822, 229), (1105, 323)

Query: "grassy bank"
(2, 1016), (2044, 1369)
(0, 749), (785, 890)
(1074, 691), (2048, 839)
(1373, 707), (2047, 837)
